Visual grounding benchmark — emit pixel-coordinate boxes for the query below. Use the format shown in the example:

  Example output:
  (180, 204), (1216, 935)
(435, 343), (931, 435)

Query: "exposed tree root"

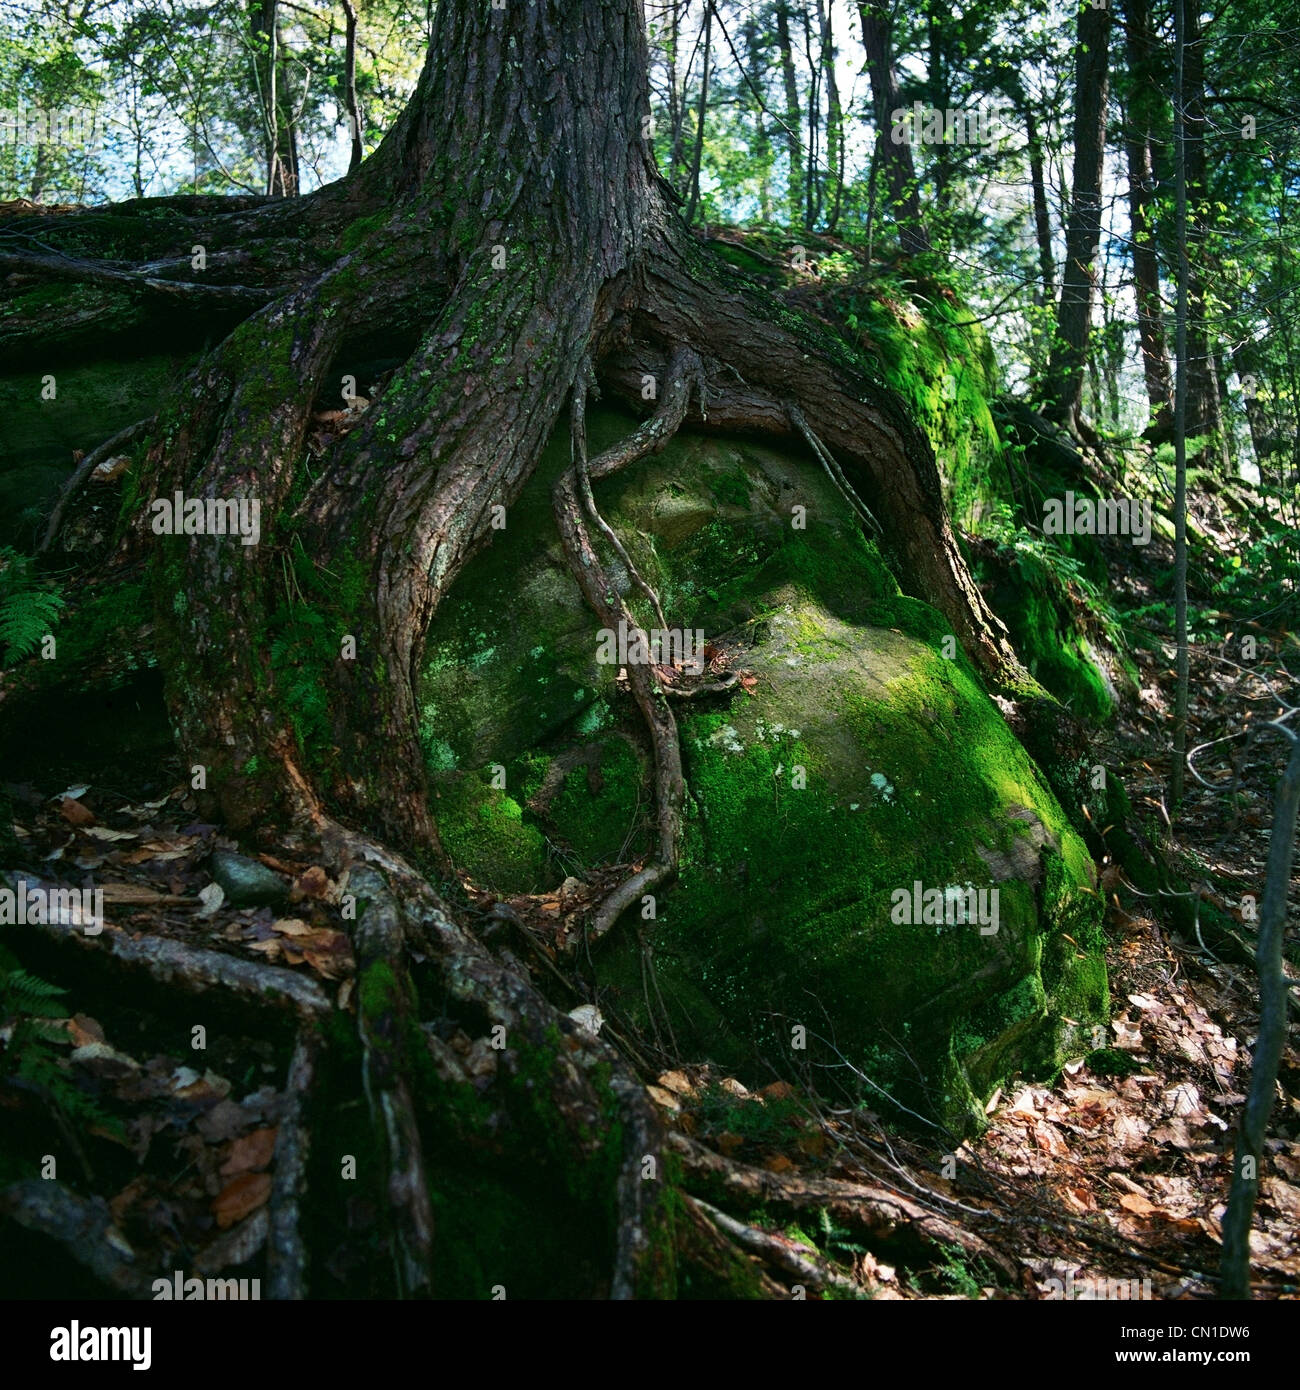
(0, 249), (276, 308)
(314, 819), (672, 1298)
(787, 402), (883, 538)
(571, 357), (668, 634)
(687, 1195), (863, 1296)
(347, 864), (435, 1297)
(656, 671), (742, 699)
(674, 1191), (787, 1298)
(39, 414), (156, 555)
(553, 346), (703, 945)
(668, 1132), (1018, 1281)
(20, 908), (331, 1020)
(267, 1027), (322, 1300)
(0, 1180), (147, 1296)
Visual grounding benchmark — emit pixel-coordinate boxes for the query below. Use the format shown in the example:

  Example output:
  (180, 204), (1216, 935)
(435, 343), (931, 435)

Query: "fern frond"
(0, 582), (65, 665)
(2, 968), (70, 1022)
(4, 968), (68, 1002)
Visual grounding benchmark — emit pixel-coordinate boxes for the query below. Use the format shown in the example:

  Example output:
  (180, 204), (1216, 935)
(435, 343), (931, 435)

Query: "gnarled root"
(669, 1132), (1017, 1282)
(552, 346), (704, 946)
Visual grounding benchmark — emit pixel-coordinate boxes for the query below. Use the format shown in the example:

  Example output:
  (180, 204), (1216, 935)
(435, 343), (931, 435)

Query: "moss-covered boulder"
(419, 407), (1108, 1132)
(0, 355), (188, 549)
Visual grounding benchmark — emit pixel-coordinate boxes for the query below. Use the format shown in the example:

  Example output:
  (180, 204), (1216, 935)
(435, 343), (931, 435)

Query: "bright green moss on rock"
(597, 607), (1105, 1130)
(822, 275), (1012, 531)
(548, 737), (648, 870)
(433, 769), (549, 893)
(420, 409), (1108, 1132)
(975, 545), (1121, 724)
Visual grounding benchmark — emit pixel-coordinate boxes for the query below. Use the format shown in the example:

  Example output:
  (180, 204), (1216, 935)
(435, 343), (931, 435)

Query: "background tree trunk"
(1181, 0), (1227, 467)
(1122, 0), (1174, 437)
(857, 0), (931, 258)
(775, 1), (805, 228)
(818, 0), (843, 233)
(250, 0), (300, 198)
(1045, 0), (1110, 431)
(684, 0), (712, 224)
(342, 0), (364, 173)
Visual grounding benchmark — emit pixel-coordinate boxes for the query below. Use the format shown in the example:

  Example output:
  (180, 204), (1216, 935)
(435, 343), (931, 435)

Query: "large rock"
(420, 408), (1108, 1130)
(0, 355), (186, 548)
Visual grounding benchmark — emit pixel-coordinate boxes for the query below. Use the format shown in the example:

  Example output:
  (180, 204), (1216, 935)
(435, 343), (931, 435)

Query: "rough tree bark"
(1045, 0), (1110, 432)
(5, 0), (1029, 1296)
(857, 0), (932, 258)
(1121, 0), (1174, 439)
(775, 1), (805, 228)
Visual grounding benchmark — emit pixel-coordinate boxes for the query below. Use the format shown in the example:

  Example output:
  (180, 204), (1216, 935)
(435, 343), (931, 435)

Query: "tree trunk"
(818, 0), (844, 234)
(1220, 729), (1300, 1296)
(684, 0), (712, 225)
(1025, 103), (1055, 308)
(342, 0), (364, 173)
(10, 0), (1028, 1296)
(741, 12), (774, 223)
(1181, 0), (1227, 467)
(251, 0), (301, 197)
(1122, 0), (1173, 438)
(775, 2), (805, 228)
(857, 0), (931, 258)
(1045, 0), (1110, 431)
(800, 0), (820, 228)
(1172, 0), (1190, 808)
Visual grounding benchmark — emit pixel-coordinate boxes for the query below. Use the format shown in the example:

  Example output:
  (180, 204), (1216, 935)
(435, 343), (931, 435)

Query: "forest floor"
(1, 475), (1296, 1300)
(962, 601), (1300, 1301)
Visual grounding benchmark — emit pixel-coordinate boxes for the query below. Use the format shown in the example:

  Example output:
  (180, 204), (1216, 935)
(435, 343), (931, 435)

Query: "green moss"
(340, 211), (390, 253)
(433, 770), (549, 893)
(358, 959), (401, 1020)
(421, 413), (1107, 1132)
(972, 544), (1124, 724)
(547, 738), (648, 868)
(829, 275), (1012, 529)
(416, 1023), (657, 1297)
(1087, 1047), (1145, 1077)
(48, 579), (150, 671)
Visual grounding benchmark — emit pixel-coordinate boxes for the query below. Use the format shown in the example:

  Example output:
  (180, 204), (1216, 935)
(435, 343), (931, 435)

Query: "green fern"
(2, 966), (69, 1017)
(0, 947), (124, 1141)
(0, 546), (65, 666)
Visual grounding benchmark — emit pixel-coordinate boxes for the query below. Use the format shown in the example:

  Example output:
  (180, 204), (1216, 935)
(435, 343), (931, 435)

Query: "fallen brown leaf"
(220, 1126), (278, 1178)
(212, 1172), (272, 1229)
